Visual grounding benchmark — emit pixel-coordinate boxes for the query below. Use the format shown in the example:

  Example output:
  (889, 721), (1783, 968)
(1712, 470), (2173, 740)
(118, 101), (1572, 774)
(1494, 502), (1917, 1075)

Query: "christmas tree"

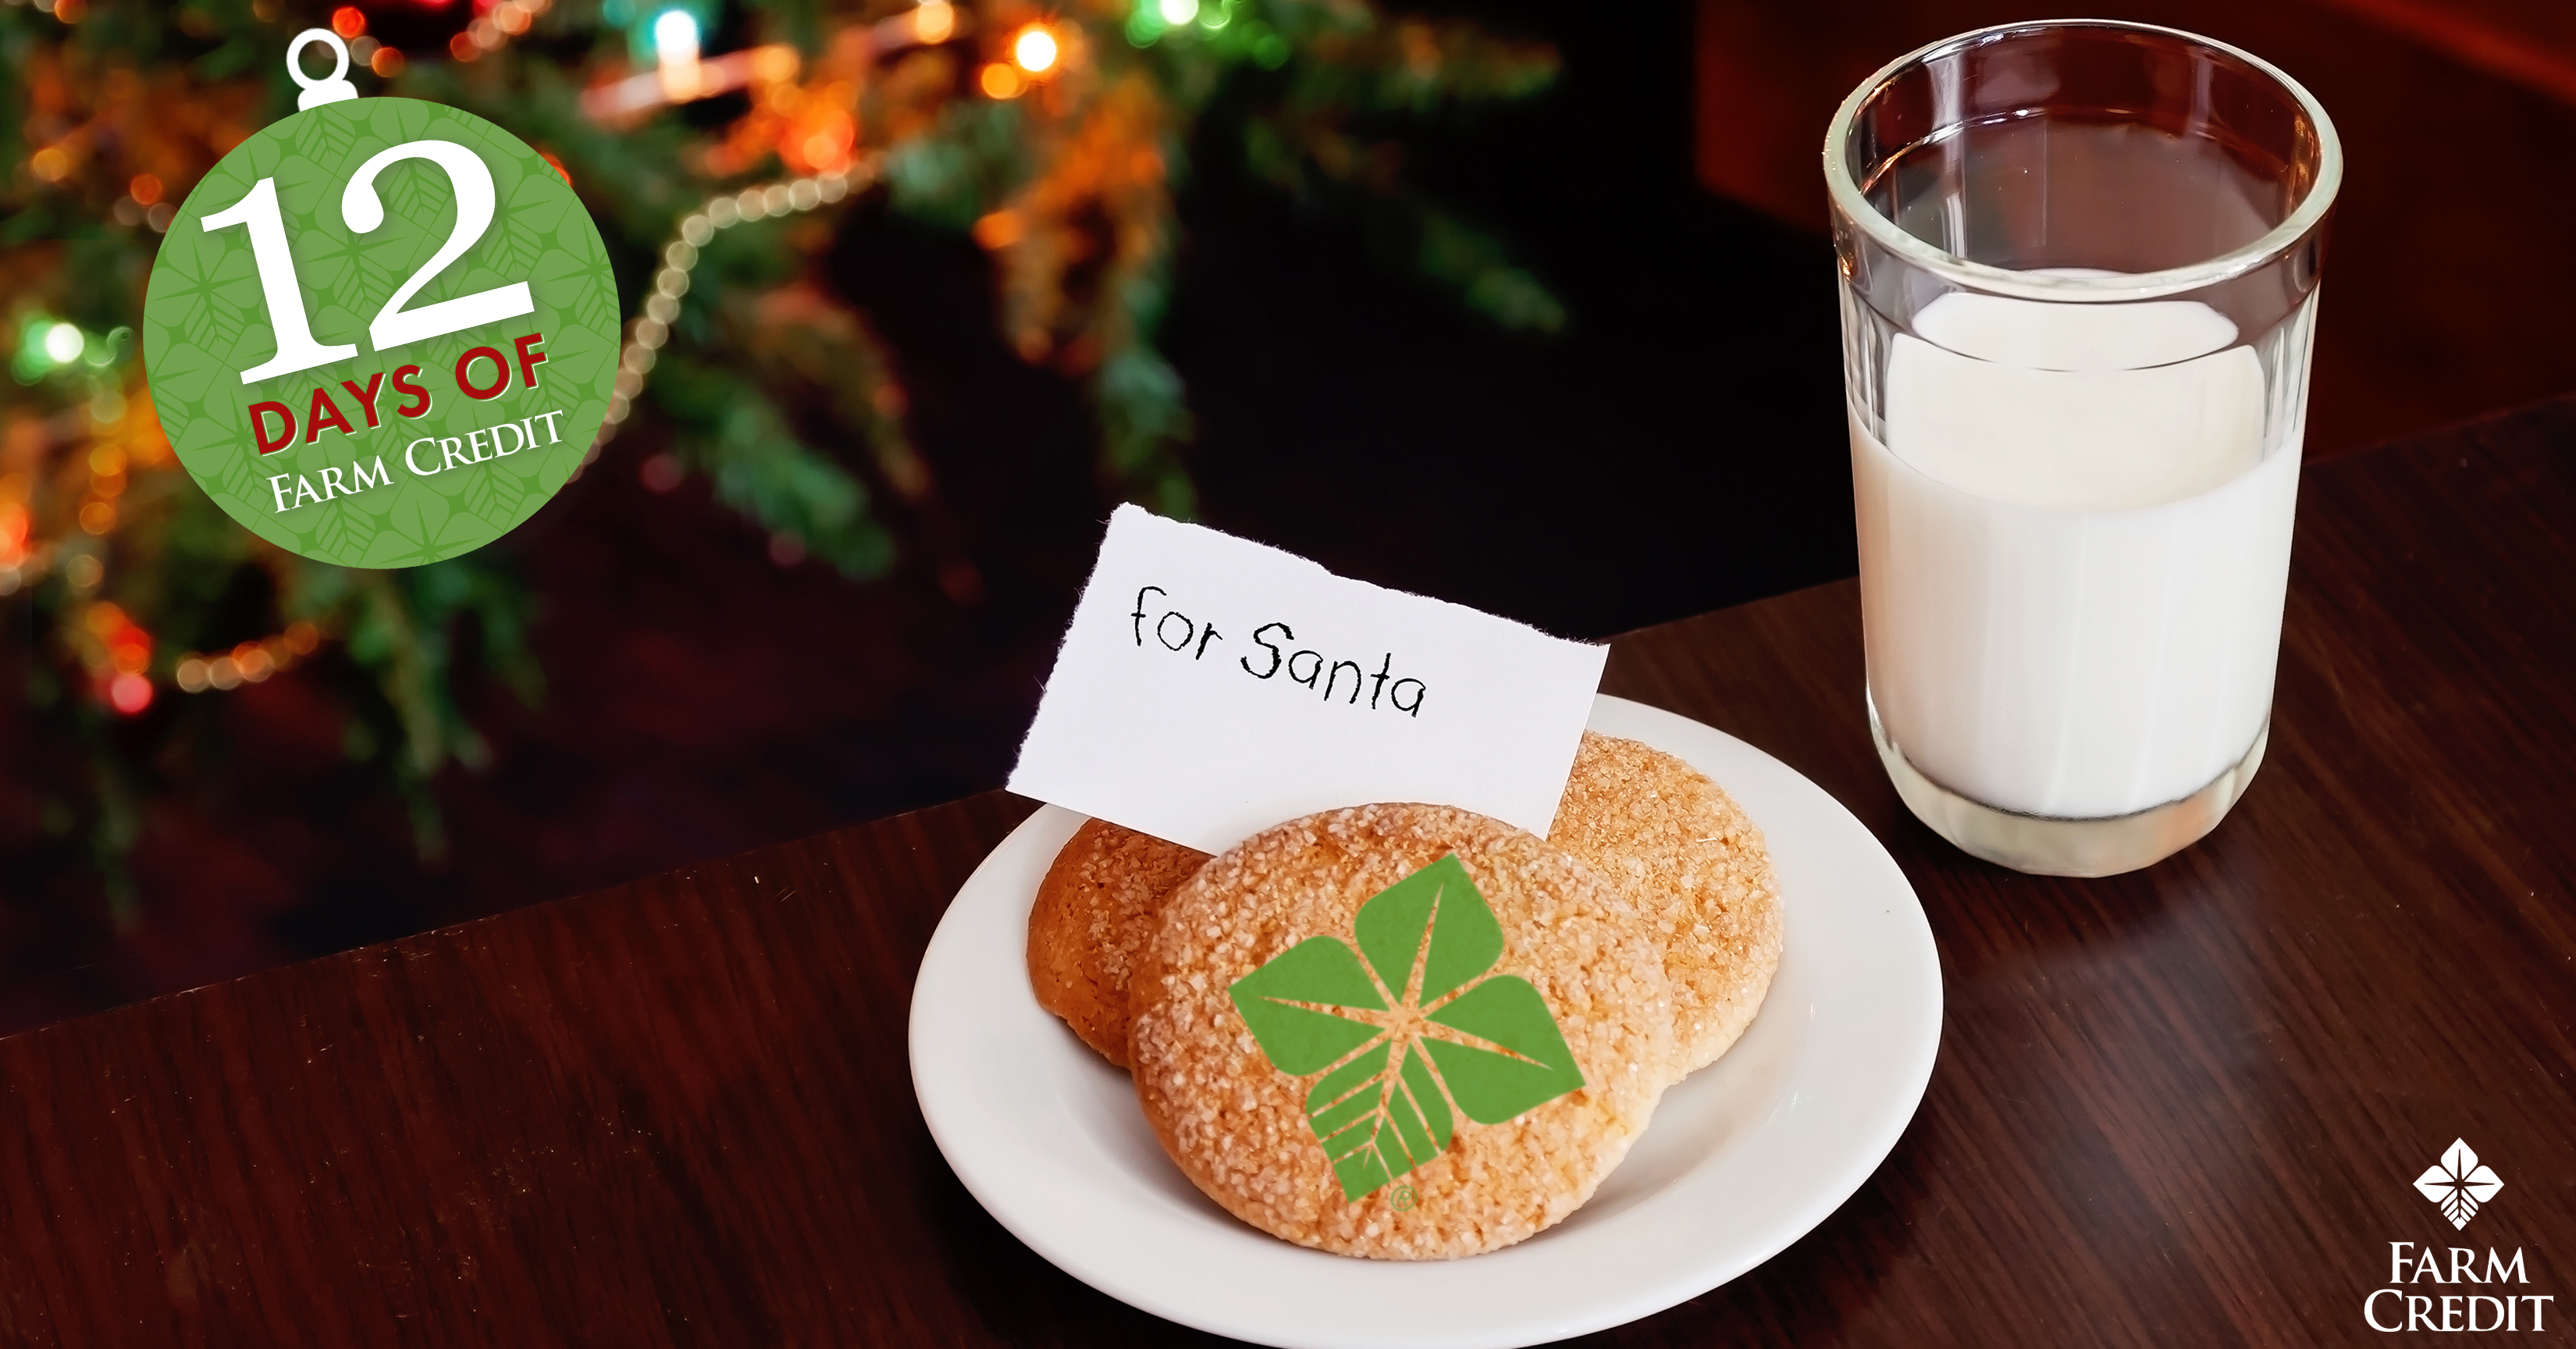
(1, 0), (1562, 916)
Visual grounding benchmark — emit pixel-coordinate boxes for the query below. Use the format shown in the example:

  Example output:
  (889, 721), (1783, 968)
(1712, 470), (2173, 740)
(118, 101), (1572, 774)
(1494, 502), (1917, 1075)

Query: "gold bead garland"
(583, 156), (880, 465)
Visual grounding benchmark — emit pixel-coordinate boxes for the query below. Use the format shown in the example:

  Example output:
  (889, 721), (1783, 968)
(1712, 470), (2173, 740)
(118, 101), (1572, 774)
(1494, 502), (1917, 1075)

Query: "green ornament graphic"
(1229, 854), (1587, 1204)
(141, 91), (618, 568)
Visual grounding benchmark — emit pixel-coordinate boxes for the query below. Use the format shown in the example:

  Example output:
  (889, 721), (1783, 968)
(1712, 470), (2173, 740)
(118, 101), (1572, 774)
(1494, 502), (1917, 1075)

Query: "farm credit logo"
(2419, 1140), (2507, 1231)
(2364, 1141), (2554, 1333)
(1227, 854), (1585, 1204)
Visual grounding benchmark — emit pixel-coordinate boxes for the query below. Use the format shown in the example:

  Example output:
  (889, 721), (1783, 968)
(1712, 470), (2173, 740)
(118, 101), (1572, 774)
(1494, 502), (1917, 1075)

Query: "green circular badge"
(142, 87), (618, 568)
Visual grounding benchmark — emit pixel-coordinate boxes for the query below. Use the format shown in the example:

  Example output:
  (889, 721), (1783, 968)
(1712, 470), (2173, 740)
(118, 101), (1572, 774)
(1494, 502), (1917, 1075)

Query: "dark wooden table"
(4, 400), (2571, 1347)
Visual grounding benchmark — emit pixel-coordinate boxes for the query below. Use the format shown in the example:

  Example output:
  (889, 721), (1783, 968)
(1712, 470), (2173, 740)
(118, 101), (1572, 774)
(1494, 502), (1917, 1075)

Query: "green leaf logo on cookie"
(1228, 854), (1586, 1203)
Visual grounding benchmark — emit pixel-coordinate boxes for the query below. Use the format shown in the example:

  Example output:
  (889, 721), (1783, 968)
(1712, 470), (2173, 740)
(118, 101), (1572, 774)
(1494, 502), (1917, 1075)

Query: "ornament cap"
(287, 30), (361, 110)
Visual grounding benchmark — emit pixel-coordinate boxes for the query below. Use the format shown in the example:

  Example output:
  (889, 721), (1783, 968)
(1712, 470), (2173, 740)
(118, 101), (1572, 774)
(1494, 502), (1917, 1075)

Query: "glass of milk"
(1825, 21), (2341, 876)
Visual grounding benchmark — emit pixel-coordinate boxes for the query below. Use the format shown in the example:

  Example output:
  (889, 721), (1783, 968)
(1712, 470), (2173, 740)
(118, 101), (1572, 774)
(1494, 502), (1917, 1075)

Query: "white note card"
(1008, 504), (1607, 854)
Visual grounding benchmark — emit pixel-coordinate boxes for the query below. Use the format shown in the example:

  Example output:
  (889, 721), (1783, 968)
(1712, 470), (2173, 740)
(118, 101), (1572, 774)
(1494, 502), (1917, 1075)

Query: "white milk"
(1852, 290), (2303, 820)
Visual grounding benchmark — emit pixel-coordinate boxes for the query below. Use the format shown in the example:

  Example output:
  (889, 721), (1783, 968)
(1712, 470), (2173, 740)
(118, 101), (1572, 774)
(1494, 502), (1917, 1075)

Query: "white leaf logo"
(2414, 1139), (2504, 1230)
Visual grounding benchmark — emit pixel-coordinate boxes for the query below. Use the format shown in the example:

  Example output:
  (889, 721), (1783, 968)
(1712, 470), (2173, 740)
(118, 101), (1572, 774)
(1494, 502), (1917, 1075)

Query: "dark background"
(5, 0), (2572, 1035)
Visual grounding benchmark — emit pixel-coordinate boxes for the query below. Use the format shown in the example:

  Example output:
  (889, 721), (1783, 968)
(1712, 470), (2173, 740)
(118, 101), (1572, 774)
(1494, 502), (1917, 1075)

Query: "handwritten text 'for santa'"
(1132, 585), (1426, 717)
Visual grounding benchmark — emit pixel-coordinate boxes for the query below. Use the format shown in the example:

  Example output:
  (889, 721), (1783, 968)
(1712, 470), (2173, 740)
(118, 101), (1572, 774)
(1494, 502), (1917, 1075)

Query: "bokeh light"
(913, 0), (955, 44)
(109, 673), (153, 715)
(43, 322), (84, 365)
(980, 62), (1026, 98)
(653, 9), (699, 62)
(1012, 27), (1059, 73)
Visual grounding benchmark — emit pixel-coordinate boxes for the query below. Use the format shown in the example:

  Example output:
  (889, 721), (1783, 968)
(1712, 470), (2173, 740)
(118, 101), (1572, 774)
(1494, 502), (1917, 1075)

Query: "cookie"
(1026, 819), (1212, 1067)
(1129, 803), (1678, 1260)
(1550, 731), (1784, 1073)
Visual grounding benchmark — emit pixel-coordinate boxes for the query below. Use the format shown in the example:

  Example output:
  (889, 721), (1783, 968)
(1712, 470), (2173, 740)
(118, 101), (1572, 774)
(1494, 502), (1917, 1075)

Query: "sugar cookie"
(1129, 803), (1677, 1260)
(1550, 731), (1783, 1073)
(1026, 819), (1211, 1067)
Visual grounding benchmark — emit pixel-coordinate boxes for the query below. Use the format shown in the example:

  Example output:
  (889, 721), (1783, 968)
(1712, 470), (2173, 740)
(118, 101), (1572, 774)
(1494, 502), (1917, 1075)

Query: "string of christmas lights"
(444, 0), (553, 66)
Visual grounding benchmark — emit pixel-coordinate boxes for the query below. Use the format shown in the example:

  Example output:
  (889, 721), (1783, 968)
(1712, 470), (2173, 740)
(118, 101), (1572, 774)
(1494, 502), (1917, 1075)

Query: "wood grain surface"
(2, 400), (2571, 1346)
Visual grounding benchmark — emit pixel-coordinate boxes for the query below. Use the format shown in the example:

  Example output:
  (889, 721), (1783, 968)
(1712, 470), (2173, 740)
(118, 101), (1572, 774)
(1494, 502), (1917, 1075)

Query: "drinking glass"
(1825, 20), (2340, 875)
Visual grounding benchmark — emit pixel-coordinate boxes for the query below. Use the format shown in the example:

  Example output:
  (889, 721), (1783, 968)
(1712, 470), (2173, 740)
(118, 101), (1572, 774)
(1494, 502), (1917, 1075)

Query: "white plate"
(911, 694), (1942, 1348)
